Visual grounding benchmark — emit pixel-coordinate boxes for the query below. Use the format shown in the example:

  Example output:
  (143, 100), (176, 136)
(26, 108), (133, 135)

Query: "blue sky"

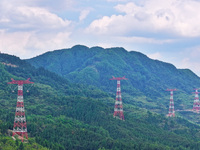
(1, 0), (200, 76)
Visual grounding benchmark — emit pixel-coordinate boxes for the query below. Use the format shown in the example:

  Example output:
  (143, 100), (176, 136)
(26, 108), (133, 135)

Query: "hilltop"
(27, 45), (200, 114)
(1, 49), (200, 149)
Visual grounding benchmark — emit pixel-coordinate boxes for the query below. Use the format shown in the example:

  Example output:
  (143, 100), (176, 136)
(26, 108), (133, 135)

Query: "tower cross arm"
(110, 76), (128, 80)
(192, 88), (200, 94)
(7, 78), (34, 85)
(166, 88), (178, 91)
(192, 91), (200, 94)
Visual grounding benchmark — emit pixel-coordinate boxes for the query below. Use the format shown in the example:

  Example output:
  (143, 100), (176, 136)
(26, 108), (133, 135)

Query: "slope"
(1, 53), (200, 150)
(26, 45), (200, 114)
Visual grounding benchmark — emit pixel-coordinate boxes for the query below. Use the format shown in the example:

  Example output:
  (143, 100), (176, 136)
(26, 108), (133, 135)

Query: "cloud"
(189, 47), (200, 59)
(172, 46), (200, 76)
(86, 0), (200, 38)
(115, 36), (175, 44)
(0, 30), (32, 57)
(0, 0), (72, 32)
(0, 0), (72, 58)
(79, 9), (91, 21)
(25, 31), (72, 57)
(107, 0), (127, 2)
(0, 29), (72, 59)
(178, 58), (200, 77)
(147, 52), (162, 60)
(0, 6), (71, 31)
(0, 0), (76, 12)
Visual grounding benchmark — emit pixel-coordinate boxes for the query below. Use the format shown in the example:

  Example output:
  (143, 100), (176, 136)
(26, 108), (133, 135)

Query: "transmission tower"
(166, 89), (177, 117)
(192, 88), (200, 113)
(110, 76), (127, 120)
(8, 78), (34, 142)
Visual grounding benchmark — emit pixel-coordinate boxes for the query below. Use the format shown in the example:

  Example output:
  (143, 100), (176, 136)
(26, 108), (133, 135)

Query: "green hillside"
(1, 52), (200, 149)
(26, 45), (200, 114)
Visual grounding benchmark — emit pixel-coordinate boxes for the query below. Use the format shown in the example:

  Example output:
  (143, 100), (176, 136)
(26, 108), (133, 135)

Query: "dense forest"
(27, 45), (200, 120)
(1, 49), (200, 149)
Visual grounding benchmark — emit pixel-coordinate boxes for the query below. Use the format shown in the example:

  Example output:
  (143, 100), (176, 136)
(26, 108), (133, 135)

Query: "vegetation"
(1, 49), (200, 149)
(27, 45), (200, 112)
(0, 136), (48, 150)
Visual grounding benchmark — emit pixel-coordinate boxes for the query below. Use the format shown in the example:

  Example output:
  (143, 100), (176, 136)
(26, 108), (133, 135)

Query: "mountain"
(1, 51), (200, 149)
(26, 45), (200, 115)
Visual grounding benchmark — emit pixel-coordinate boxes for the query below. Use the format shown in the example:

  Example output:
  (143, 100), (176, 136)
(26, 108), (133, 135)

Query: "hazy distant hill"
(26, 45), (200, 113)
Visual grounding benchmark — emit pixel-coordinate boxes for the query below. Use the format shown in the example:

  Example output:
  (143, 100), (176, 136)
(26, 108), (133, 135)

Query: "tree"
(15, 139), (19, 146)
(18, 142), (24, 150)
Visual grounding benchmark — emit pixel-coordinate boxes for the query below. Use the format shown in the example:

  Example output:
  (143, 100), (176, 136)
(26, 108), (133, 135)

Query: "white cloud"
(25, 31), (72, 57)
(0, 0), (72, 58)
(147, 52), (162, 60)
(189, 47), (200, 59)
(1, 6), (71, 31)
(107, 0), (127, 2)
(0, 29), (72, 59)
(79, 9), (91, 21)
(172, 46), (200, 76)
(86, 14), (132, 35)
(0, 30), (32, 57)
(177, 58), (200, 77)
(0, 0), (76, 12)
(86, 0), (200, 37)
(115, 36), (175, 44)
(0, 0), (72, 31)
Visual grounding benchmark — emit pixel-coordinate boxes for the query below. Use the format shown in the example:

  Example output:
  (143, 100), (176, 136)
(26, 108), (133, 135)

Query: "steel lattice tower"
(8, 78), (34, 142)
(192, 88), (200, 113)
(166, 89), (177, 117)
(110, 76), (127, 120)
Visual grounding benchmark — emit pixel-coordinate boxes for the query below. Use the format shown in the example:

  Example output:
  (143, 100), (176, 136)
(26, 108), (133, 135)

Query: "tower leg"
(13, 84), (28, 142)
(167, 89), (176, 117)
(113, 80), (124, 120)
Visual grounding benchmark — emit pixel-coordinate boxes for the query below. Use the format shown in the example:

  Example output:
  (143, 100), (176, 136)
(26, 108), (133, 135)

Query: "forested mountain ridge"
(26, 45), (200, 114)
(1, 52), (200, 149)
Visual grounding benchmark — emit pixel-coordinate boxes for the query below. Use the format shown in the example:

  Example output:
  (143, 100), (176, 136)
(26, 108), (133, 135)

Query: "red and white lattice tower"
(192, 88), (200, 113)
(8, 78), (34, 142)
(166, 88), (177, 117)
(110, 76), (127, 120)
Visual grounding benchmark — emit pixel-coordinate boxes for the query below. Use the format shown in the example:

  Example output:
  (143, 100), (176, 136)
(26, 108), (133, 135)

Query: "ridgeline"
(0, 46), (200, 149)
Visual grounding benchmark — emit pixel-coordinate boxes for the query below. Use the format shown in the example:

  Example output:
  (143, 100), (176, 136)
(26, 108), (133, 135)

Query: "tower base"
(12, 132), (28, 142)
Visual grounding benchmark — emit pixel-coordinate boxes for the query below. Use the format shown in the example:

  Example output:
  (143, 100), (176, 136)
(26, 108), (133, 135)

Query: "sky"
(1, 0), (200, 76)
